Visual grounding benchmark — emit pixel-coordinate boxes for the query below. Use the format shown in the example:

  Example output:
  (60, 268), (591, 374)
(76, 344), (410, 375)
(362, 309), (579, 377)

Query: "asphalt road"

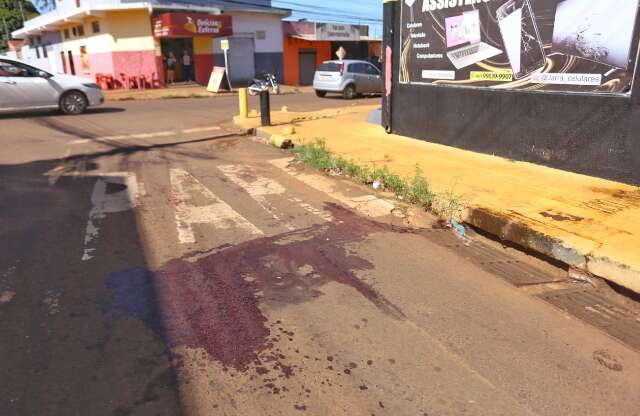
(1, 94), (639, 416)
(0, 93), (372, 165)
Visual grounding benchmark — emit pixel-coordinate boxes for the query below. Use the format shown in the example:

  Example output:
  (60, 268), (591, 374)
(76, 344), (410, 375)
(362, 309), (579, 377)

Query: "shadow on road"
(0, 155), (181, 415)
(0, 107), (126, 120)
(316, 94), (382, 100)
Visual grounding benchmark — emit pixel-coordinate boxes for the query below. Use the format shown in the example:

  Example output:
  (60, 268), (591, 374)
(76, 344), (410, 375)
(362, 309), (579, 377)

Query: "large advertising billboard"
(399, 0), (640, 94)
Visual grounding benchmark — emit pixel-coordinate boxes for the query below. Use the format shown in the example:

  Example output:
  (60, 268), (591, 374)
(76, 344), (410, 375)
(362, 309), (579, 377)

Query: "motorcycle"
(248, 73), (280, 96)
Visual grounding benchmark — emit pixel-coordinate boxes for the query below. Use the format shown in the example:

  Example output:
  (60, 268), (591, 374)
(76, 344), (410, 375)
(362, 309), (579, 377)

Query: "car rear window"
(318, 62), (341, 72)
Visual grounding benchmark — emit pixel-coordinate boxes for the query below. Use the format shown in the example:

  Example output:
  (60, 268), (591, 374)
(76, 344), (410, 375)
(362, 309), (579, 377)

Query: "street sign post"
(220, 39), (232, 90)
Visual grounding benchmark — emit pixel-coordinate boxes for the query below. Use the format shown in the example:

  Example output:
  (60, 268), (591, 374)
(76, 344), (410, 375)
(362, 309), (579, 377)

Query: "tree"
(0, 0), (39, 52)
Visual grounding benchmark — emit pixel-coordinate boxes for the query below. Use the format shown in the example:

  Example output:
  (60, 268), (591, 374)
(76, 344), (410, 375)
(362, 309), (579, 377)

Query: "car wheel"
(343, 84), (356, 100)
(60, 91), (88, 115)
(315, 90), (327, 98)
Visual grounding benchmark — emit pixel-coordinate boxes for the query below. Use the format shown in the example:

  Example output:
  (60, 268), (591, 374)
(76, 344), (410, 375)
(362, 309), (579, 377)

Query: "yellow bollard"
(238, 88), (249, 118)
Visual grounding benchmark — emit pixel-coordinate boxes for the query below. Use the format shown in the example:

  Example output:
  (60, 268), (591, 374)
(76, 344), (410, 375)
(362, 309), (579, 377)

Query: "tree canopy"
(1, 0), (39, 51)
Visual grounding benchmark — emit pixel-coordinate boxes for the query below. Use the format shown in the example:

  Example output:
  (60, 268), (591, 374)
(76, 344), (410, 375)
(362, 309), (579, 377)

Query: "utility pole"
(18, 0), (26, 23)
(2, 15), (10, 43)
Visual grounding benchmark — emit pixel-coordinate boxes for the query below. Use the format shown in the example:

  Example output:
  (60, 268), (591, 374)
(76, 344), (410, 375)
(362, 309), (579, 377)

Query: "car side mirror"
(37, 70), (50, 78)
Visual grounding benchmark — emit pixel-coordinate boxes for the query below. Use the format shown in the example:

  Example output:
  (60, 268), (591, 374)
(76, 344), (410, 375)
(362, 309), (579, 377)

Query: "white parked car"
(0, 57), (104, 115)
(313, 60), (382, 99)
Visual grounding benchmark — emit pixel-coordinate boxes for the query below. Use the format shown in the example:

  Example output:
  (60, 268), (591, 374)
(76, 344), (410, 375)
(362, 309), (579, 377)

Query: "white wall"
(16, 30), (65, 72)
(20, 44), (65, 72)
(2, 51), (19, 59)
(213, 11), (284, 54)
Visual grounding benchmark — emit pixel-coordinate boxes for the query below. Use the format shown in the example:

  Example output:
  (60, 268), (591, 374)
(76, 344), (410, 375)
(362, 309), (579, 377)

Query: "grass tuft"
(290, 139), (466, 221)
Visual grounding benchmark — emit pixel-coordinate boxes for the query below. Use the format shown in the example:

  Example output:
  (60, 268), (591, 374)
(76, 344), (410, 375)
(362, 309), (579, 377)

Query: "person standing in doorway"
(166, 52), (176, 85)
(182, 51), (192, 82)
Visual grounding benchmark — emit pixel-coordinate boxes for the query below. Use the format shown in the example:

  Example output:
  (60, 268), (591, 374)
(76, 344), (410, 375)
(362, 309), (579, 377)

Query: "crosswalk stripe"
(170, 168), (263, 244)
(268, 158), (395, 218)
(218, 164), (296, 231)
(182, 126), (222, 134)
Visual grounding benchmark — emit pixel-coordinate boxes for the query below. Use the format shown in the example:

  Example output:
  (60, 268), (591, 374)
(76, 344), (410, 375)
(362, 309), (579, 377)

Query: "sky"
(271, 0), (383, 38)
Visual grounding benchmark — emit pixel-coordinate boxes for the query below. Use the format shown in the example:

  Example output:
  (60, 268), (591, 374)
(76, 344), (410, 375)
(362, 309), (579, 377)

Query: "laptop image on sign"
(445, 10), (502, 69)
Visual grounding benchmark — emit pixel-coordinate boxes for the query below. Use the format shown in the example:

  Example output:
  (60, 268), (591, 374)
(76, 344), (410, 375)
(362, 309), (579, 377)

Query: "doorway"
(160, 37), (194, 83)
(299, 50), (317, 85)
(60, 51), (68, 74)
(227, 37), (255, 84)
(67, 50), (76, 75)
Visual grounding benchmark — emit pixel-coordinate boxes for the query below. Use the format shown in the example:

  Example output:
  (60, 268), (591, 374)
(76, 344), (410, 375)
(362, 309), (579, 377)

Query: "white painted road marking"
(219, 164), (335, 226)
(287, 196), (334, 222)
(218, 164), (295, 231)
(170, 168), (263, 244)
(82, 172), (145, 261)
(182, 126), (222, 134)
(269, 158), (395, 218)
(70, 126), (222, 145)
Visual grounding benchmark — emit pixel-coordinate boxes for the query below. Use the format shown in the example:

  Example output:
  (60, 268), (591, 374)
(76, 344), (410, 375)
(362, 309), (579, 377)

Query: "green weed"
(290, 140), (467, 221)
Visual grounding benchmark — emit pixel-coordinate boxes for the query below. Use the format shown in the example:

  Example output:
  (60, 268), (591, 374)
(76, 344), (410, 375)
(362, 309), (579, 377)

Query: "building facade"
(12, 0), (289, 86)
(283, 21), (382, 86)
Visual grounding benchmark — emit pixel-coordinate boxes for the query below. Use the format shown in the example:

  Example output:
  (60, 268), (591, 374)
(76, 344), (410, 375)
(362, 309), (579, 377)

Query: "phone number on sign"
(470, 71), (513, 82)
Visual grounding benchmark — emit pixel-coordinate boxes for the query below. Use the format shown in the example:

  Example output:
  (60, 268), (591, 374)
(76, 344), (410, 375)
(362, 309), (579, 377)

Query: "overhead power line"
(221, 0), (383, 23)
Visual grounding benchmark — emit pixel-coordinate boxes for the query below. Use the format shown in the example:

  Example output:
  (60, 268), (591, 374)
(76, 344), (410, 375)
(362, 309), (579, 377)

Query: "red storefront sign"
(153, 13), (233, 37)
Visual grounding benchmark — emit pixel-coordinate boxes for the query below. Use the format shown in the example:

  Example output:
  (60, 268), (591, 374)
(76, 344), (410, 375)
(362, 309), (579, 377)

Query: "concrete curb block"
(254, 128), (272, 141)
(465, 207), (586, 267)
(465, 207), (640, 293)
(249, 124), (640, 293)
(250, 126), (293, 148)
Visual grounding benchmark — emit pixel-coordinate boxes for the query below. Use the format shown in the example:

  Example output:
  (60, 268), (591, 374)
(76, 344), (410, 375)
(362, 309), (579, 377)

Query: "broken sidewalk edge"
(467, 207), (640, 294)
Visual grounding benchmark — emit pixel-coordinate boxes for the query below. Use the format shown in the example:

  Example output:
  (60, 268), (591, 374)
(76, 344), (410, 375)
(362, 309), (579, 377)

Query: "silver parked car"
(0, 57), (104, 115)
(313, 59), (382, 99)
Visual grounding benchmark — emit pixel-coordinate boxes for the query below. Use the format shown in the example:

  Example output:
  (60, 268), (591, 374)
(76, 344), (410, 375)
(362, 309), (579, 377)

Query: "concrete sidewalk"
(104, 84), (313, 102)
(235, 105), (640, 294)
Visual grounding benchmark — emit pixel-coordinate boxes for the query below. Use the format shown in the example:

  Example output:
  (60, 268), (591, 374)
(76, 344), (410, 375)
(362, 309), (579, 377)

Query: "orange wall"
(283, 37), (332, 86)
(369, 41), (382, 58)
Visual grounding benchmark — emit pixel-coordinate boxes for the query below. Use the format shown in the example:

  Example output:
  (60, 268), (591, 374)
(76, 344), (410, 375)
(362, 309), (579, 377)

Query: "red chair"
(142, 73), (152, 89)
(119, 73), (130, 89)
(105, 74), (115, 90)
(149, 72), (160, 88)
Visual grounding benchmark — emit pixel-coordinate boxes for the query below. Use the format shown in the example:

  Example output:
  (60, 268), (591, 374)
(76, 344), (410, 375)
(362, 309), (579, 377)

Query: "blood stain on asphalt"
(107, 204), (405, 376)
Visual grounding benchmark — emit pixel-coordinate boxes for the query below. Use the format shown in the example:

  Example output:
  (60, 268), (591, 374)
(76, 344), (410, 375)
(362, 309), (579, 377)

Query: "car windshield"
(318, 62), (341, 72)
